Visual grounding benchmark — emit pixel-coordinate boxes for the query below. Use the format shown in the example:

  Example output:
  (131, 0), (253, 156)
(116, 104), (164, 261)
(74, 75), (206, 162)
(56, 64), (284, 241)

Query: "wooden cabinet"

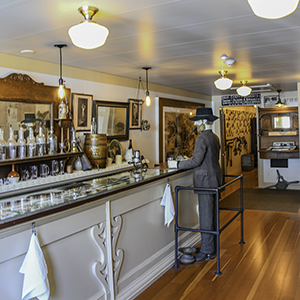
(258, 107), (299, 159)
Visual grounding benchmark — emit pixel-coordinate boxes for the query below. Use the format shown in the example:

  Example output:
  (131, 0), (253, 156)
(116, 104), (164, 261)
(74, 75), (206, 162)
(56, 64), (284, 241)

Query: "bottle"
(17, 126), (26, 159)
(47, 126), (57, 155)
(7, 125), (17, 159)
(7, 164), (19, 184)
(58, 100), (68, 119)
(27, 127), (36, 157)
(91, 117), (97, 134)
(125, 139), (133, 162)
(0, 128), (6, 160)
(36, 125), (46, 156)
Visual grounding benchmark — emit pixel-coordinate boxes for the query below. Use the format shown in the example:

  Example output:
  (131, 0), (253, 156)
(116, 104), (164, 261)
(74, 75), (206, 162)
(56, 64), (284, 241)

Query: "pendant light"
(54, 44), (67, 100)
(142, 67), (152, 107)
(68, 6), (109, 50)
(237, 81), (252, 97)
(248, 0), (299, 19)
(214, 70), (233, 90)
(275, 89), (286, 107)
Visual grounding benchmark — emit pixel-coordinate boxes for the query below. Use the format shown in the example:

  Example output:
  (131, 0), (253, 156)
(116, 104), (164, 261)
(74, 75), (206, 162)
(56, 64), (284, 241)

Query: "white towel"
(160, 183), (175, 227)
(19, 233), (50, 300)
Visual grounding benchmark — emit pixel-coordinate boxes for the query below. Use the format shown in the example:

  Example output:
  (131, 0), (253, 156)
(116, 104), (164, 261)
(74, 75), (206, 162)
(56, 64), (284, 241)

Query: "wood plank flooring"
(135, 169), (300, 300)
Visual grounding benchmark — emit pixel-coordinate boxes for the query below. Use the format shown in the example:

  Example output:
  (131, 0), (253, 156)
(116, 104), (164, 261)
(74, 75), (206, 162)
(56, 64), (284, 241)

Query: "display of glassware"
(47, 126), (57, 154)
(27, 127), (37, 157)
(36, 125), (46, 156)
(0, 123), (80, 160)
(0, 128), (6, 160)
(7, 125), (17, 159)
(17, 127), (26, 159)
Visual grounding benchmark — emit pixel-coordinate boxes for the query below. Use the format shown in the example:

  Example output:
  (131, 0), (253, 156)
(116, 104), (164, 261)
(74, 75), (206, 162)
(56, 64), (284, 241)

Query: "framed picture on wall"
(159, 98), (203, 163)
(95, 100), (129, 141)
(128, 98), (142, 129)
(72, 93), (93, 131)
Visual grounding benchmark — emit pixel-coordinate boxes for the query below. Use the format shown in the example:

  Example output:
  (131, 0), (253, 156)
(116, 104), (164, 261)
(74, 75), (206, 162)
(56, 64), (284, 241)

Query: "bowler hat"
(189, 108), (219, 122)
(21, 113), (41, 123)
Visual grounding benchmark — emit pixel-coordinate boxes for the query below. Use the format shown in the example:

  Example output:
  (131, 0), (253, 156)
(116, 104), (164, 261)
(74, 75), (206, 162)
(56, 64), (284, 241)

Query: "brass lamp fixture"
(214, 70), (233, 90)
(237, 81), (252, 97)
(275, 89), (286, 107)
(142, 67), (152, 107)
(54, 44), (67, 100)
(68, 6), (109, 50)
(248, 0), (299, 19)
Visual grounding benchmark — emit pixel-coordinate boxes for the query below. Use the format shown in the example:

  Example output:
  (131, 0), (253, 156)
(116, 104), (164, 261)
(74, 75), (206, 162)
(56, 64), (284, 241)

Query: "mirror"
(273, 116), (291, 129)
(0, 101), (50, 140)
(95, 100), (129, 141)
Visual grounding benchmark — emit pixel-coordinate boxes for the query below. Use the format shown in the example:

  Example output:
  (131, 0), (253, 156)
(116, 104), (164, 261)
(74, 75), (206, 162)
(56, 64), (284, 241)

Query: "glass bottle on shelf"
(0, 128), (6, 160)
(7, 164), (19, 184)
(17, 126), (26, 159)
(91, 117), (97, 134)
(125, 139), (133, 162)
(36, 125), (46, 156)
(47, 126), (57, 155)
(7, 125), (17, 159)
(27, 127), (36, 157)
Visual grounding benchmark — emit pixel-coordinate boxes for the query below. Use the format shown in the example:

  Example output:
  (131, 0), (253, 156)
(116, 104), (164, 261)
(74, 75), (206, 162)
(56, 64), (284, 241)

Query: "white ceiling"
(2, 0), (300, 96)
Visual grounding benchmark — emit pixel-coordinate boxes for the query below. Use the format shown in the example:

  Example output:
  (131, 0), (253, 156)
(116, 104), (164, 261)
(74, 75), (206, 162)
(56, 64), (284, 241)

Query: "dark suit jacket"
(178, 129), (222, 193)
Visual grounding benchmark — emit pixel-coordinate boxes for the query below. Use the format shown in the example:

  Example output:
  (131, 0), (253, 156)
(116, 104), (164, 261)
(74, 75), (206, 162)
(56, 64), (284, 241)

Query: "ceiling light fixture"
(142, 67), (152, 107)
(54, 44), (67, 100)
(20, 49), (35, 54)
(214, 70), (233, 90)
(220, 54), (228, 60)
(237, 81), (252, 97)
(275, 89), (286, 107)
(68, 6), (109, 50)
(224, 57), (236, 67)
(248, 0), (299, 19)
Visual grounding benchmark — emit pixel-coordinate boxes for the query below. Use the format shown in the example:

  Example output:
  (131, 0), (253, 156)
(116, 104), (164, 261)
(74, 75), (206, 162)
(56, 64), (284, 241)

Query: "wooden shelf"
(258, 107), (299, 160)
(0, 152), (83, 166)
(259, 149), (299, 159)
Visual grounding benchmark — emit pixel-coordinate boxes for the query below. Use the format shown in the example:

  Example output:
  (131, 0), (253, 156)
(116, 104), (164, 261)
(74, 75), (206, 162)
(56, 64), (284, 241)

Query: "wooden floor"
(135, 169), (300, 300)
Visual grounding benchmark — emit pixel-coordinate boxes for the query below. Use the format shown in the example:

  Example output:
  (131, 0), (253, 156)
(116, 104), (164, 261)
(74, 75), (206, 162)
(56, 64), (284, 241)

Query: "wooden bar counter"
(0, 163), (200, 300)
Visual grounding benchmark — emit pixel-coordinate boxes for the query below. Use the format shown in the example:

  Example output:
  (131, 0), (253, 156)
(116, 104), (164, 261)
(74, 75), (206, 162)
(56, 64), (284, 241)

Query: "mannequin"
(168, 107), (222, 262)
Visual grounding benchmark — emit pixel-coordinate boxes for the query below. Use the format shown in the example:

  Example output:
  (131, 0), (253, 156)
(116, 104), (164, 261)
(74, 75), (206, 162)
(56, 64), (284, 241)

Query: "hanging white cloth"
(19, 233), (50, 300)
(160, 183), (175, 227)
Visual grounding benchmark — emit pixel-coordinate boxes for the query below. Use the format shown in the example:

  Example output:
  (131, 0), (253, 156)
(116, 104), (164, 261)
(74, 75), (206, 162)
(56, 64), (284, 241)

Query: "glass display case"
(0, 168), (176, 225)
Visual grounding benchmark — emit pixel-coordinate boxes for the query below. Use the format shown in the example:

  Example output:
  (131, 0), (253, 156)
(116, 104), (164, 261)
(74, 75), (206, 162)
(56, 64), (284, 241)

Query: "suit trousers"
(198, 194), (217, 254)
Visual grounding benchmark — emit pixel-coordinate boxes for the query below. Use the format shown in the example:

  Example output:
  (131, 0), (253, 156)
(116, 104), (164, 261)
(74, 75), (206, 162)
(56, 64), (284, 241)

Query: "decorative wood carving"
(0, 72), (71, 115)
(111, 215), (124, 290)
(0, 72), (71, 139)
(91, 222), (110, 294)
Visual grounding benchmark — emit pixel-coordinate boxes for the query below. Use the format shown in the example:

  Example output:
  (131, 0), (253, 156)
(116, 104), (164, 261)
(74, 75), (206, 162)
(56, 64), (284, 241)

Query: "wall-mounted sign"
(221, 94), (261, 106)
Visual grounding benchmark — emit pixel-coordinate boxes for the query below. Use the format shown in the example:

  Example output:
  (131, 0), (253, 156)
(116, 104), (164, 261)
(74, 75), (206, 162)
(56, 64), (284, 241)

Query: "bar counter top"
(0, 162), (182, 230)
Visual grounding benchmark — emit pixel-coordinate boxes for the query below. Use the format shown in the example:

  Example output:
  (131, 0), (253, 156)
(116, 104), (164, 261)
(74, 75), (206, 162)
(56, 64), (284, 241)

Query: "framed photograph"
(72, 93), (93, 131)
(95, 100), (129, 141)
(263, 95), (278, 108)
(128, 99), (142, 129)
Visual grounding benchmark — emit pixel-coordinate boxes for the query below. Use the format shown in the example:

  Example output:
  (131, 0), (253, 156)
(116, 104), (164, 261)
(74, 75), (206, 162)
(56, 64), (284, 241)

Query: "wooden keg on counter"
(84, 134), (107, 168)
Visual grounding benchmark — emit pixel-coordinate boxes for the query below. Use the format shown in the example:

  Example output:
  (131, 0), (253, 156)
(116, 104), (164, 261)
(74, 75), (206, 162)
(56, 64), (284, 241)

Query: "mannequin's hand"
(168, 160), (177, 169)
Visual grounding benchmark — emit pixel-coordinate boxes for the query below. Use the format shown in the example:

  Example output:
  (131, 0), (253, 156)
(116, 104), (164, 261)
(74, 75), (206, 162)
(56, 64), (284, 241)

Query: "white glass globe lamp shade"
(214, 71), (233, 90)
(248, 0), (299, 19)
(237, 81), (252, 97)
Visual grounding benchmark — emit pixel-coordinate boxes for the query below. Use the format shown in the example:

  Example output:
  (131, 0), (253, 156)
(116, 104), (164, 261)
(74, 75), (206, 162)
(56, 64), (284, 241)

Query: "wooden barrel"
(84, 134), (107, 168)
